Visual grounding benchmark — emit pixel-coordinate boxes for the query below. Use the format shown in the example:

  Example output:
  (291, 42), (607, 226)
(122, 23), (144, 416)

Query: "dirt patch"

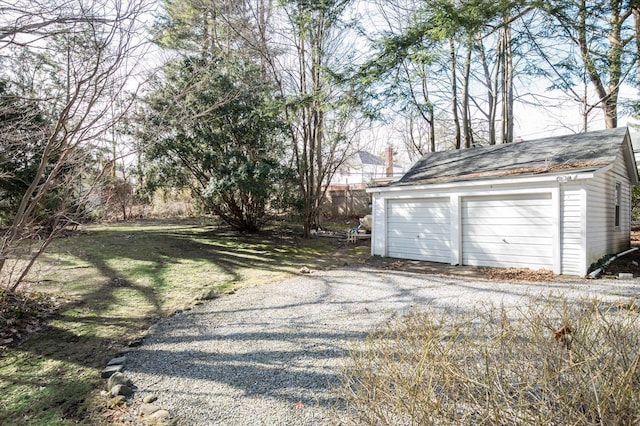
(598, 248), (640, 278)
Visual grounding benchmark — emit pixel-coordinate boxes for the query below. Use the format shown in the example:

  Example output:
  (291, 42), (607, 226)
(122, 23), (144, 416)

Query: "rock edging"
(101, 353), (177, 425)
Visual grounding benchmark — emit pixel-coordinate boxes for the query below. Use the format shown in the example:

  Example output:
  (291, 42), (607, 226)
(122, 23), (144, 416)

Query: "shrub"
(338, 299), (640, 425)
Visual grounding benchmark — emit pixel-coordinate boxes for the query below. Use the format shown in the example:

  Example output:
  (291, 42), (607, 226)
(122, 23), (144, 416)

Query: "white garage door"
(462, 194), (553, 269)
(387, 199), (450, 263)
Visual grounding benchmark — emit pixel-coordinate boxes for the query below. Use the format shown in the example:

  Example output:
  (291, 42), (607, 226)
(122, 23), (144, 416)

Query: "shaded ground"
(0, 289), (59, 346)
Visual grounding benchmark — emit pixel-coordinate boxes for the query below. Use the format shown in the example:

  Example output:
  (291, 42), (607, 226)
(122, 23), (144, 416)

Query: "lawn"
(0, 219), (370, 425)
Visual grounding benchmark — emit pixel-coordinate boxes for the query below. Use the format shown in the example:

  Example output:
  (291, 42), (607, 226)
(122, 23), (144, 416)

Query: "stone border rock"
(101, 352), (177, 425)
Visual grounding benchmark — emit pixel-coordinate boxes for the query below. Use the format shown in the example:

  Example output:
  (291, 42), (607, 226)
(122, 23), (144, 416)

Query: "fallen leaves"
(553, 325), (573, 350)
(479, 267), (555, 282)
(0, 288), (60, 348)
(383, 260), (404, 270)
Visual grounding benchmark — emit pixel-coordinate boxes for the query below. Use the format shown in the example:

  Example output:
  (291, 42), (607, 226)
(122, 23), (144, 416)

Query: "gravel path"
(126, 267), (640, 425)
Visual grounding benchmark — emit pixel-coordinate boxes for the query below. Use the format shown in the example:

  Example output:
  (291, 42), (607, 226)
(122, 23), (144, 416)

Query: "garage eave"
(366, 170), (598, 194)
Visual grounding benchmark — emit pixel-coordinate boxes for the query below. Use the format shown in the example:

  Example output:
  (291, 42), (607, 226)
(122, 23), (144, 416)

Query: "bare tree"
(256, 0), (363, 236)
(540, 0), (636, 129)
(0, 0), (151, 291)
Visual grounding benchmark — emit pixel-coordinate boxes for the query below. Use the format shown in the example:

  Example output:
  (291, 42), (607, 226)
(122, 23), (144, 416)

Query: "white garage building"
(367, 128), (638, 276)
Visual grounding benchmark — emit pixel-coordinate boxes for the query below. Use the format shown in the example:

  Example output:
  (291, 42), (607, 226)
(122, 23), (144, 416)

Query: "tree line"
(1, 0), (639, 290)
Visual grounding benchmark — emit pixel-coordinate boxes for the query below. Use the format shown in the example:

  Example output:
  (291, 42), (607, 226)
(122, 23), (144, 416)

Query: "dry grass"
(338, 299), (640, 425)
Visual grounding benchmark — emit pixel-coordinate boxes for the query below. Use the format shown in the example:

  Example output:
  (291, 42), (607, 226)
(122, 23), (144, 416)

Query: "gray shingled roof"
(357, 150), (385, 166)
(390, 127), (630, 186)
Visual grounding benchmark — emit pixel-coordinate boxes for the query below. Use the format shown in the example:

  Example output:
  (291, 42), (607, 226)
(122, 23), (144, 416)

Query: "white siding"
(386, 199), (451, 262)
(560, 183), (584, 276)
(462, 194), (554, 269)
(586, 150), (632, 267)
(371, 194), (386, 256)
(586, 173), (609, 262)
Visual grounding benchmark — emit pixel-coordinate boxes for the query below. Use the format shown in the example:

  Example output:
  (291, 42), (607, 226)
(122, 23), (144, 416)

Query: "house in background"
(324, 147), (404, 217)
(367, 127), (638, 276)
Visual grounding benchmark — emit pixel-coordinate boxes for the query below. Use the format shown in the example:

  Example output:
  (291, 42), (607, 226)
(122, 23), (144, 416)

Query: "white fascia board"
(366, 171), (597, 194)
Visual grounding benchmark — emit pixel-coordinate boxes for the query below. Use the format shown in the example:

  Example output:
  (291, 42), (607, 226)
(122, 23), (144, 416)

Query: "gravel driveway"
(126, 266), (640, 425)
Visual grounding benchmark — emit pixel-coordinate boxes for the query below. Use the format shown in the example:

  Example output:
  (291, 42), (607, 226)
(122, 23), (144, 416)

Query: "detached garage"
(367, 127), (639, 276)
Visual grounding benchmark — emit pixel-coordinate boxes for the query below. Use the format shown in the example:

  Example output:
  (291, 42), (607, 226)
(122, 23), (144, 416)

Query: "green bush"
(338, 300), (640, 425)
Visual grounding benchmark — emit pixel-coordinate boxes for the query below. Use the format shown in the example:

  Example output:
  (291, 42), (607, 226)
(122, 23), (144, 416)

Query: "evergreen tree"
(139, 55), (289, 231)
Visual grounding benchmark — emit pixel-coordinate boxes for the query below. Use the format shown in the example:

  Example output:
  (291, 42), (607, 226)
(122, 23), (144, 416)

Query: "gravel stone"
(148, 409), (171, 420)
(140, 403), (162, 416)
(107, 356), (127, 366)
(110, 384), (133, 397)
(101, 364), (123, 379)
(143, 394), (158, 404)
(106, 372), (131, 391)
(126, 266), (640, 425)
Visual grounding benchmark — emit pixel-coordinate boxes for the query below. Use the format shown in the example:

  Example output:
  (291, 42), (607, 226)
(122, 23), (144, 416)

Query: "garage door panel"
(391, 252), (450, 263)
(387, 198), (450, 263)
(388, 245), (451, 262)
(463, 254), (552, 269)
(388, 206), (449, 219)
(462, 235), (552, 246)
(463, 242), (552, 257)
(388, 223), (450, 235)
(388, 236), (450, 247)
(462, 194), (553, 270)
(464, 216), (552, 226)
(464, 207), (549, 220)
(388, 243), (450, 253)
(388, 216), (449, 226)
(463, 225), (553, 238)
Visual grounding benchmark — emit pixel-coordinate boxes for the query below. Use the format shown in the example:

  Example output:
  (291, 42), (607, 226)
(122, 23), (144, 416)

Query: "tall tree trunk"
(421, 70), (436, 152)
(575, 0), (627, 129)
(450, 37), (461, 149)
(429, 105), (435, 152)
(478, 37), (497, 145)
(635, 6), (640, 90)
(501, 15), (514, 144)
(462, 37), (473, 148)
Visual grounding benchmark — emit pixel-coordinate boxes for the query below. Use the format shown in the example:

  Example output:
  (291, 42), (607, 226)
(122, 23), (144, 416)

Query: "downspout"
(587, 247), (639, 278)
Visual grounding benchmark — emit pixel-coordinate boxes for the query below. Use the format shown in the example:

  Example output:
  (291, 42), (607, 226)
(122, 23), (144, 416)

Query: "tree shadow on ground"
(3, 221), (363, 423)
(6, 222), (355, 371)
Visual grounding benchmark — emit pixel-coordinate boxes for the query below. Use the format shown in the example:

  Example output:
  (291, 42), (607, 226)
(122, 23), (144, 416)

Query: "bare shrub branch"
(0, 0), (153, 291)
(338, 299), (640, 425)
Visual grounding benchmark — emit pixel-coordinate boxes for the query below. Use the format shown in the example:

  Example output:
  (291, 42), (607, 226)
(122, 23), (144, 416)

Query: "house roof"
(357, 150), (386, 166)
(386, 127), (638, 187)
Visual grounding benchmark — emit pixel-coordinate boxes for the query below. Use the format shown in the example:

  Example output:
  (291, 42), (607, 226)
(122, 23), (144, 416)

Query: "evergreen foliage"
(139, 55), (290, 231)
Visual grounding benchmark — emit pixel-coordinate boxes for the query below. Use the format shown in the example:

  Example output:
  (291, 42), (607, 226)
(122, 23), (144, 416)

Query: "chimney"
(385, 146), (393, 178)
